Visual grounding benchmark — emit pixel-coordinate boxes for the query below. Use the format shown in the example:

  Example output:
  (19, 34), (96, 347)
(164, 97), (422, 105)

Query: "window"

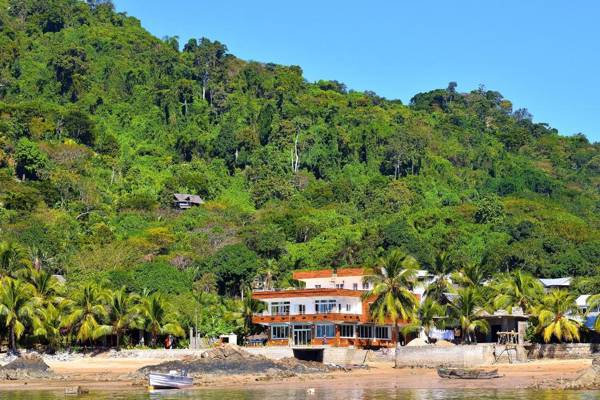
(336, 283), (344, 289)
(316, 324), (335, 338)
(271, 301), (290, 315)
(340, 324), (355, 338)
(353, 283), (358, 290)
(358, 325), (373, 339)
(314, 284), (321, 289)
(375, 326), (390, 340)
(315, 299), (336, 313)
(362, 281), (369, 290)
(338, 303), (342, 313)
(346, 304), (351, 312)
(297, 304), (306, 315)
(271, 325), (289, 339)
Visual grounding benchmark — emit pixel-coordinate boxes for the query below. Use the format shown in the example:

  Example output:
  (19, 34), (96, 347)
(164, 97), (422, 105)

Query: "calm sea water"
(0, 389), (599, 400)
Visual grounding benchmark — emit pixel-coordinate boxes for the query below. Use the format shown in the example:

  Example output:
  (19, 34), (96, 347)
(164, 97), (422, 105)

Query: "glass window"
(316, 324), (335, 338)
(362, 281), (369, 290)
(314, 284), (321, 289)
(271, 325), (289, 339)
(375, 326), (390, 339)
(315, 299), (336, 313)
(346, 304), (351, 312)
(340, 324), (355, 338)
(358, 325), (373, 339)
(336, 283), (344, 289)
(297, 304), (306, 315)
(271, 301), (290, 315)
(353, 283), (358, 290)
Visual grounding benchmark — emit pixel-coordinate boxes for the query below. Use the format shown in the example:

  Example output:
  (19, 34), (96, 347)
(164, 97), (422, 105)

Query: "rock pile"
(138, 344), (336, 377)
(562, 357), (600, 389)
(0, 353), (51, 380)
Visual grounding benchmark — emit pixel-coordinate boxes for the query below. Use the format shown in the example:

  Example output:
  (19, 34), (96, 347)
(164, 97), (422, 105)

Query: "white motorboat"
(148, 370), (193, 390)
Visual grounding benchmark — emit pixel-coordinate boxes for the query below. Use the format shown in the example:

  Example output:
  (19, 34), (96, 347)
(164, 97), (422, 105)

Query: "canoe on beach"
(437, 368), (501, 379)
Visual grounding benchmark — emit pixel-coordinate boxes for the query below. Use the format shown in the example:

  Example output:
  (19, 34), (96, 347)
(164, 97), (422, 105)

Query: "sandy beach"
(0, 354), (592, 393)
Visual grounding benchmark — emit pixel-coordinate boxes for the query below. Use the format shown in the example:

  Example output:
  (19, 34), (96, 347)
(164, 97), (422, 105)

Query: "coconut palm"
(424, 251), (453, 304)
(451, 262), (487, 289)
(107, 287), (140, 349)
(225, 288), (265, 338)
(24, 267), (63, 305)
(33, 302), (66, 353)
(418, 298), (446, 343)
(446, 287), (490, 344)
(363, 249), (419, 367)
(0, 242), (28, 278)
(62, 283), (111, 346)
(0, 277), (36, 353)
(137, 293), (184, 347)
(493, 270), (543, 314)
(587, 294), (600, 331)
(532, 290), (581, 343)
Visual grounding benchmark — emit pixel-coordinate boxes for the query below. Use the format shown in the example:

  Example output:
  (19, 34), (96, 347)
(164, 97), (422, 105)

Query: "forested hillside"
(1, 0), (599, 329)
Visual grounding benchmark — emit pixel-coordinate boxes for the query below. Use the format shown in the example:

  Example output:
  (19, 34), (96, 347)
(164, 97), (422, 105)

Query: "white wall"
(300, 276), (369, 290)
(260, 296), (363, 315)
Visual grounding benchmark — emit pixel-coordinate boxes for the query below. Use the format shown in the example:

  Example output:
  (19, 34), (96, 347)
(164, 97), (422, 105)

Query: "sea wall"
(395, 345), (494, 368)
(244, 346), (395, 364)
(526, 343), (600, 360)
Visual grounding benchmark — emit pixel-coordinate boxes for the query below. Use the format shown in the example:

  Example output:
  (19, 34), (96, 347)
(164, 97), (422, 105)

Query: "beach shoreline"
(0, 355), (592, 392)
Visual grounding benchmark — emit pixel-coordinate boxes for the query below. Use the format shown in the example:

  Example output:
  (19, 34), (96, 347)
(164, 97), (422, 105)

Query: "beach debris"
(437, 367), (501, 379)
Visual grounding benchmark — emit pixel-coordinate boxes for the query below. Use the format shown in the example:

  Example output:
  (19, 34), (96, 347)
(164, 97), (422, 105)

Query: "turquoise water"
(0, 389), (599, 399)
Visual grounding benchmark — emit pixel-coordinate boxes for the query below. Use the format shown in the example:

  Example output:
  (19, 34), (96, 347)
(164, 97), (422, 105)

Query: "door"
(293, 325), (312, 346)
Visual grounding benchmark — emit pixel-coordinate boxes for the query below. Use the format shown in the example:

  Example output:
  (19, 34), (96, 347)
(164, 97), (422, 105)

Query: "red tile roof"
(292, 268), (366, 280)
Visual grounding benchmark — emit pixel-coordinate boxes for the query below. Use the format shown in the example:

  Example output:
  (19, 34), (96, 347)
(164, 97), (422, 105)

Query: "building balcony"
(252, 288), (364, 299)
(252, 311), (361, 325)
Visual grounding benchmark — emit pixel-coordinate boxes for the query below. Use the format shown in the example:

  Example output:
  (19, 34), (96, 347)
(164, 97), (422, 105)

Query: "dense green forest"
(0, 0), (599, 342)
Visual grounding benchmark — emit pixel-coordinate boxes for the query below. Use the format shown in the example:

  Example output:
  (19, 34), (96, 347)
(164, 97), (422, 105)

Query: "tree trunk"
(116, 332), (120, 349)
(9, 323), (16, 354)
(394, 323), (400, 368)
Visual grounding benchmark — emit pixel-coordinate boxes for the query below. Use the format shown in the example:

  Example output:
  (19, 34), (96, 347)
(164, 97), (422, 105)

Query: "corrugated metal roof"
(539, 277), (571, 287)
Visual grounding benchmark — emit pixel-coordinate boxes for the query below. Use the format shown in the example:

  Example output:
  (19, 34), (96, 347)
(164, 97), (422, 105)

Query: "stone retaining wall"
(526, 343), (600, 359)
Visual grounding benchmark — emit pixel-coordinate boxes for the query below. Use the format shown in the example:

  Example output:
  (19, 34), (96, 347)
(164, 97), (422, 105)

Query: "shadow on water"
(0, 388), (599, 400)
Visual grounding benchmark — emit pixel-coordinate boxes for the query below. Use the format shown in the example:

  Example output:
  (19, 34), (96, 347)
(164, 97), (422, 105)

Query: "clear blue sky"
(115, 0), (600, 142)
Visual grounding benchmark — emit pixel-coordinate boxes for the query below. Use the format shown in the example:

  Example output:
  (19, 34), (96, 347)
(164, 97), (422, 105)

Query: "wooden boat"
(437, 367), (501, 379)
(148, 370), (193, 390)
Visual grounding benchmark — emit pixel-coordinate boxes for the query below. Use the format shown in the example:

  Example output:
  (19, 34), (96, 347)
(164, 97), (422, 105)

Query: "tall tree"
(533, 290), (581, 343)
(0, 278), (36, 353)
(493, 271), (544, 314)
(63, 284), (111, 346)
(363, 250), (419, 367)
(446, 287), (490, 344)
(137, 293), (184, 347)
(107, 287), (139, 349)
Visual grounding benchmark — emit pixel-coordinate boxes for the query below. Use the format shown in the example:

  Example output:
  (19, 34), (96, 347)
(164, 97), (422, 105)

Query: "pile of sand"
(406, 338), (431, 347)
(435, 340), (455, 347)
(138, 344), (335, 377)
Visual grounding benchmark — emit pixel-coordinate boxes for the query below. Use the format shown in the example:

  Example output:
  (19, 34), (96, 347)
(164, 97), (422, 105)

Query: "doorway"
(293, 325), (312, 346)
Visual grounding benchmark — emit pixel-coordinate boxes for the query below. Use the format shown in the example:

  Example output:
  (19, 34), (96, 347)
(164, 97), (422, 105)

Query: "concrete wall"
(395, 345), (498, 368)
(526, 343), (600, 360)
(244, 346), (395, 364)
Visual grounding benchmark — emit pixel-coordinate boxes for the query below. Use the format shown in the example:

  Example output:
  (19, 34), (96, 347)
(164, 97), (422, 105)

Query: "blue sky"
(115, 0), (600, 142)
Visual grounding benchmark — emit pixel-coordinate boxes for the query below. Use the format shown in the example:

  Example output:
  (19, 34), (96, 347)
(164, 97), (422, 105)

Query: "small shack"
(173, 193), (204, 209)
(219, 333), (238, 345)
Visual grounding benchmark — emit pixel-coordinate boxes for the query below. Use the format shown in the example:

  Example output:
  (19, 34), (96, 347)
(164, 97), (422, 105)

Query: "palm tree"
(63, 283), (111, 346)
(587, 294), (600, 331)
(446, 287), (490, 344)
(0, 277), (36, 353)
(424, 251), (453, 304)
(225, 288), (265, 338)
(33, 302), (66, 353)
(363, 249), (419, 367)
(418, 298), (446, 343)
(451, 262), (487, 288)
(107, 287), (140, 349)
(533, 290), (581, 343)
(24, 267), (63, 305)
(137, 293), (184, 347)
(493, 270), (543, 314)
(0, 242), (28, 278)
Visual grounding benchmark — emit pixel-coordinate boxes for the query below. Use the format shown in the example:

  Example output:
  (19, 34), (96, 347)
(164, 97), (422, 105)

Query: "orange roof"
(292, 268), (366, 280)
